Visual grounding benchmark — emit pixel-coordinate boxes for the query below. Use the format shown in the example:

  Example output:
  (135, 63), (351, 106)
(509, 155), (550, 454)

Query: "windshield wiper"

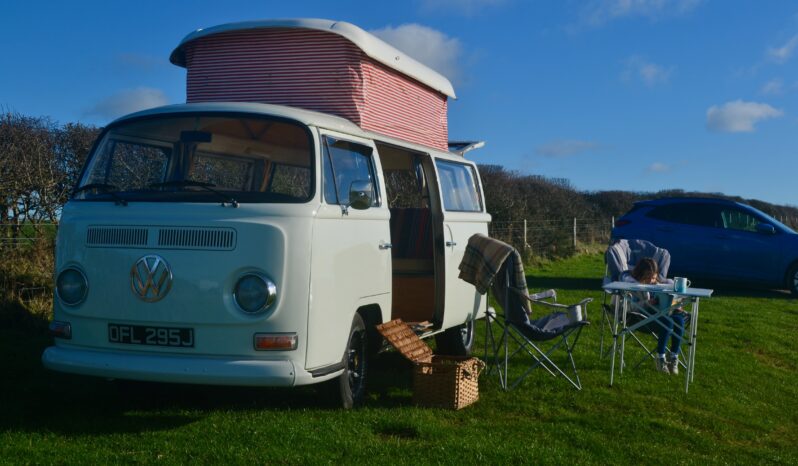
(74, 183), (128, 206)
(149, 180), (239, 208)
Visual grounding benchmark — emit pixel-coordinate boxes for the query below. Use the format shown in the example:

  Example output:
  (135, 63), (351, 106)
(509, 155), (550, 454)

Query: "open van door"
(432, 158), (490, 337)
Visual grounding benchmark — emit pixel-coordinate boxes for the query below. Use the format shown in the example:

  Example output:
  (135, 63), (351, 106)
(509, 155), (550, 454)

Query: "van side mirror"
(756, 223), (776, 235)
(347, 180), (373, 211)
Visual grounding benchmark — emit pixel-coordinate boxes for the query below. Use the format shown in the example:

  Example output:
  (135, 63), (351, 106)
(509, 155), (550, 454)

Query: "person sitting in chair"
(623, 258), (685, 375)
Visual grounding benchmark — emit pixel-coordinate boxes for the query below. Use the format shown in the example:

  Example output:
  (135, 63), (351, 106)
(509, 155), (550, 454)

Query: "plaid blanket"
(458, 234), (526, 295)
(458, 233), (512, 294)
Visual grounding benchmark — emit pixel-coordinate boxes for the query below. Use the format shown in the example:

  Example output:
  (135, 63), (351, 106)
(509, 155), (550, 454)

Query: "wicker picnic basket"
(376, 319), (485, 410)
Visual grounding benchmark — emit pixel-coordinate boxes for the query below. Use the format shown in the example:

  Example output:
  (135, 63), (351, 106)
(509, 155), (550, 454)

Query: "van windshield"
(75, 114), (314, 203)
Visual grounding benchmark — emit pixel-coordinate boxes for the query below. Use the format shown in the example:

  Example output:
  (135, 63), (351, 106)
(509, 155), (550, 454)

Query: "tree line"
(2, 111), (796, 245)
(0, 112), (99, 237)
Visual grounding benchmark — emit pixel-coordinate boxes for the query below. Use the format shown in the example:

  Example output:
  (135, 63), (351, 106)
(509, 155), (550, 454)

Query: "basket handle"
(463, 359), (487, 380)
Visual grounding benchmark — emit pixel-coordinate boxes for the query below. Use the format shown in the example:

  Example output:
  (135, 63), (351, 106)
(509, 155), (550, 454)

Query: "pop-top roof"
(169, 18), (456, 99)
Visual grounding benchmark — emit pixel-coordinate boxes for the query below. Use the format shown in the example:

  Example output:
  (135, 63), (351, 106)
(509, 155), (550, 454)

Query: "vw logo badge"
(131, 255), (173, 302)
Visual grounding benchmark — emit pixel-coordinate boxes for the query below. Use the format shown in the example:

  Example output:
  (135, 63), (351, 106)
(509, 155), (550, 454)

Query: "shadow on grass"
(0, 325), (419, 437)
(691, 280), (793, 300)
(0, 299), (50, 332)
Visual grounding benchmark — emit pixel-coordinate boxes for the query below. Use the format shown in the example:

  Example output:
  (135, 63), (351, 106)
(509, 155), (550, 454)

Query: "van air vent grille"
(157, 228), (236, 250)
(86, 227), (148, 247)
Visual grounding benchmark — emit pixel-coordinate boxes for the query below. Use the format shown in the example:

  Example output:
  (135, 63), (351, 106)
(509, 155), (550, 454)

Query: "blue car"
(612, 197), (798, 295)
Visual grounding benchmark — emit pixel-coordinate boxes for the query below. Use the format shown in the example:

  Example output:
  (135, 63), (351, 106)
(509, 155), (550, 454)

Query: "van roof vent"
(157, 227), (236, 250)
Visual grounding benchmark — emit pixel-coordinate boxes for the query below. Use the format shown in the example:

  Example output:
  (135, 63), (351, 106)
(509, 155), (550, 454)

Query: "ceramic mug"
(674, 277), (691, 293)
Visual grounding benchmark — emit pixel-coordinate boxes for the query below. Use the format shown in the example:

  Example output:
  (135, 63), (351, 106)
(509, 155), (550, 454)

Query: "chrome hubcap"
(460, 319), (474, 347)
(347, 333), (364, 390)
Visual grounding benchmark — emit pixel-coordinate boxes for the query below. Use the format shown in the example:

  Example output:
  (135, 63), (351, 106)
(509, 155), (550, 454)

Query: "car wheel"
(338, 313), (368, 409)
(788, 263), (798, 297)
(434, 316), (475, 356)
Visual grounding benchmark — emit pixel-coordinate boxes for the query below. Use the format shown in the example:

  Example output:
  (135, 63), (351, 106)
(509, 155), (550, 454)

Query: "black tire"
(434, 317), (475, 356)
(788, 263), (798, 297)
(338, 313), (368, 409)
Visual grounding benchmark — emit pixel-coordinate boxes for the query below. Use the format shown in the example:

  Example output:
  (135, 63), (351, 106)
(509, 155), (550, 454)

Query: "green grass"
(2, 254), (797, 464)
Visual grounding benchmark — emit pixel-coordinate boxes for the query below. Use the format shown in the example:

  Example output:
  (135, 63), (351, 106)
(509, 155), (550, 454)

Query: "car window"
(720, 208), (760, 232)
(435, 160), (482, 212)
(646, 203), (723, 228)
(322, 137), (379, 207)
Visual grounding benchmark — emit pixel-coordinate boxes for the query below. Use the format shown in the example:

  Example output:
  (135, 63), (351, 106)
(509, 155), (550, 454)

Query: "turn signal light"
(49, 321), (72, 339)
(614, 219), (631, 227)
(254, 333), (297, 351)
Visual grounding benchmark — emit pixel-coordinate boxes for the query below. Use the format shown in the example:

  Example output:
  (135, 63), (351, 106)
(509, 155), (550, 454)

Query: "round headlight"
(234, 274), (277, 314)
(56, 268), (88, 306)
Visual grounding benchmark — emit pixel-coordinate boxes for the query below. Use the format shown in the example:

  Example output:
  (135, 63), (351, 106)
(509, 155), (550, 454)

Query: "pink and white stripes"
(182, 28), (449, 150)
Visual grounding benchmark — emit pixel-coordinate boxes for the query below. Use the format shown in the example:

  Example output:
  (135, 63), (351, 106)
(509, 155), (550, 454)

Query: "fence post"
(573, 217), (577, 248)
(611, 216), (615, 228)
(523, 219), (528, 251)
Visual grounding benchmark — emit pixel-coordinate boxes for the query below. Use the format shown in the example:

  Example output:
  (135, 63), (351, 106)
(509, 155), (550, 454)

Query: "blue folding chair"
(482, 250), (592, 390)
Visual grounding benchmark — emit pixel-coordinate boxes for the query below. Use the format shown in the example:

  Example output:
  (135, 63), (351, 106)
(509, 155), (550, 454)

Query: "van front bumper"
(42, 345), (302, 387)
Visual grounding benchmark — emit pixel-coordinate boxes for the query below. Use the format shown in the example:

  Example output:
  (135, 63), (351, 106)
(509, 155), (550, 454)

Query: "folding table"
(602, 281), (713, 393)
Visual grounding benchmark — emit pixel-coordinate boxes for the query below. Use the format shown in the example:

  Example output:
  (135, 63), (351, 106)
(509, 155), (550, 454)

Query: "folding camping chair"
(600, 239), (689, 372)
(484, 275), (592, 390)
(457, 234), (592, 391)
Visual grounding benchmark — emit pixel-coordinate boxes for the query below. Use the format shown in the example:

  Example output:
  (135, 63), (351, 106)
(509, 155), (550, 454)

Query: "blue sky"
(2, 0), (797, 206)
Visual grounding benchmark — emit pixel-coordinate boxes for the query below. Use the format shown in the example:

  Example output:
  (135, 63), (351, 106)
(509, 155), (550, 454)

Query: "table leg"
(619, 295), (628, 375)
(684, 298), (698, 393)
(609, 294), (621, 386)
(690, 298), (699, 384)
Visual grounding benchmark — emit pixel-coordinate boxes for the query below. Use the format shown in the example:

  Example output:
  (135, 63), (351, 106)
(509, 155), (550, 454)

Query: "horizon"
(2, 1), (796, 206)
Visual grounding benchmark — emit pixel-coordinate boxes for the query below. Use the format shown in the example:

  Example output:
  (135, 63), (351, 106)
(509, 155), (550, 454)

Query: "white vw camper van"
(42, 19), (489, 407)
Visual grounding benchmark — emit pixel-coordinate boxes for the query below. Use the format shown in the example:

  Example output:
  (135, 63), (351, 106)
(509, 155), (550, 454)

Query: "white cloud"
(622, 56), (674, 86)
(579, 0), (703, 27)
(86, 87), (169, 121)
(648, 162), (670, 173)
(419, 0), (506, 15)
(767, 34), (798, 64)
(706, 100), (784, 133)
(536, 140), (602, 157)
(760, 78), (784, 96)
(370, 24), (463, 82)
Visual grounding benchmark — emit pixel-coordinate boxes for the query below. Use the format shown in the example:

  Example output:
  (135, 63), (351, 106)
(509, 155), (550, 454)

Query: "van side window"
(435, 160), (482, 212)
(322, 137), (379, 207)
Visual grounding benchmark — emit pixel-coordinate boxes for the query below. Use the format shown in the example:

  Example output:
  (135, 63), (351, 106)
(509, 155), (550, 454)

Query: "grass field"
(1, 254), (796, 464)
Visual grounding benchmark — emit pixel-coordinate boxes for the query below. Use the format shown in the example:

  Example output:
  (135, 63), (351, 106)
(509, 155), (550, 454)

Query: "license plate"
(108, 324), (194, 348)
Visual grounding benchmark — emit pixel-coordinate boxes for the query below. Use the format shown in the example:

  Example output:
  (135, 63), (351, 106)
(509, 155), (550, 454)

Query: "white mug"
(674, 277), (691, 293)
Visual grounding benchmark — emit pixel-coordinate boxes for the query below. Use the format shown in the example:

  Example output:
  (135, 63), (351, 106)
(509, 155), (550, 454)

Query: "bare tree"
(0, 112), (99, 243)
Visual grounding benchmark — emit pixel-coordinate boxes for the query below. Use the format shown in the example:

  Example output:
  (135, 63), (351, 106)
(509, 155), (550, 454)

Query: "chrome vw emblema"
(130, 255), (173, 302)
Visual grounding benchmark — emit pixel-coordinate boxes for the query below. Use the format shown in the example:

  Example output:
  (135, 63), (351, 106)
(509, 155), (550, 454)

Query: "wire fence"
(489, 217), (614, 258)
(0, 223), (58, 248)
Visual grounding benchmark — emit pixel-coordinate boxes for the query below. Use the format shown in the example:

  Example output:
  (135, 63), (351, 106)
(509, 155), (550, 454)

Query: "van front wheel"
(435, 317), (475, 356)
(338, 313), (368, 409)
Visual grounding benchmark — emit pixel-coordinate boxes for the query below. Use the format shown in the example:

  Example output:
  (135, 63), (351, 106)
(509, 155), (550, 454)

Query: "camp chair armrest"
(510, 288), (558, 302)
(528, 289), (557, 301)
(528, 297), (592, 320)
(527, 297), (593, 309)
